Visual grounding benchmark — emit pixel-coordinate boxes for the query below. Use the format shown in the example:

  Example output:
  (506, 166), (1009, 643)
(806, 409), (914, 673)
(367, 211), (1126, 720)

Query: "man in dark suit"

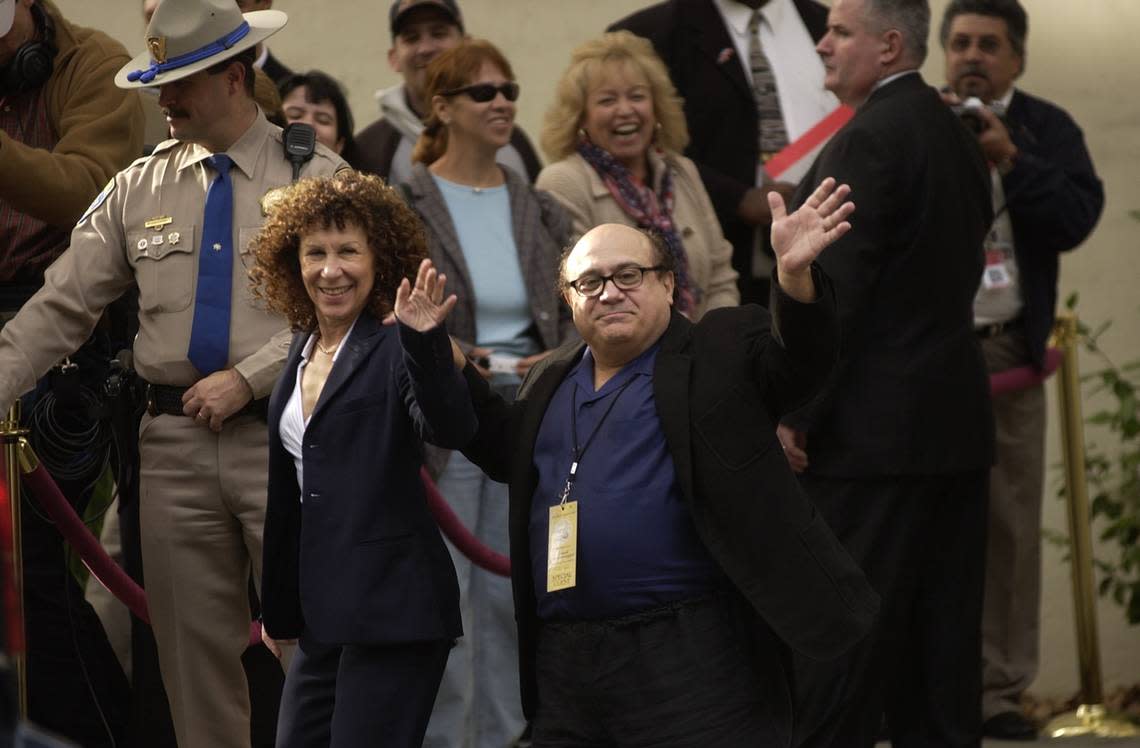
(399, 180), (878, 745)
(609, 0), (834, 305)
(776, 1), (995, 746)
(939, 0), (1104, 739)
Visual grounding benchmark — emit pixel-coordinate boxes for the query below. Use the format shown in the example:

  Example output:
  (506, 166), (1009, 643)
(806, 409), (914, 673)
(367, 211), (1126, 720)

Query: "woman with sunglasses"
(401, 38), (575, 748)
(537, 31), (739, 320)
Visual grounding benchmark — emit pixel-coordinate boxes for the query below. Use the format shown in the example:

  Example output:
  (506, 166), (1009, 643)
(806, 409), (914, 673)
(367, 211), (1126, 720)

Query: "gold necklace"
(315, 338), (340, 356)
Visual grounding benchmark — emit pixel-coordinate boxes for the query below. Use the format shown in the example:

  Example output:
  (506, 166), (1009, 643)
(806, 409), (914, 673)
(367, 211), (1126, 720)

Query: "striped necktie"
(747, 9), (789, 157)
(187, 153), (235, 376)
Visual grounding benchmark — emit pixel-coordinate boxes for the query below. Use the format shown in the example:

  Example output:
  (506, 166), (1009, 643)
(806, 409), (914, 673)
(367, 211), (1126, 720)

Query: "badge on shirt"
(77, 179), (116, 227)
(260, 187), (288, 217)
(547, 501), (578, 592)
(982, 237), (1014, 291)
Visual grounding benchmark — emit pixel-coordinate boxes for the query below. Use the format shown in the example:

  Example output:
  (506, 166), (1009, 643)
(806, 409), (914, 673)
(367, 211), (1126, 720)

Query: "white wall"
(57, 0), (1140, 697)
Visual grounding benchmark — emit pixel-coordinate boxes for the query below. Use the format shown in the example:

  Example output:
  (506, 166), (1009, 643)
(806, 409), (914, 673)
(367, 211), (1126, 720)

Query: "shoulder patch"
(77, 179), (116, 227)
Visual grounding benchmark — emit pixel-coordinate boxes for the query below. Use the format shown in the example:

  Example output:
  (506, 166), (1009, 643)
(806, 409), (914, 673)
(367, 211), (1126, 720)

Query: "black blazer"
(786, 74), (995, 477)
(260, 313), (475, 645)
(610, 0), (829, 287)
(452, 278), (879, 725)
(1001, 89), (1103, 368)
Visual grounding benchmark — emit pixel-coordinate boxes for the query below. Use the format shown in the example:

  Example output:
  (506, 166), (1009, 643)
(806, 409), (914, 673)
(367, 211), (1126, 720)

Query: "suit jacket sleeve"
(397, 323), (479, 449)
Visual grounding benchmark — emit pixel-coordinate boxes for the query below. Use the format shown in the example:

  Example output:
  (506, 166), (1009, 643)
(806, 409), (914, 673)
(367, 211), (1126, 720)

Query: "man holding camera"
(940, 0), (1104, 740)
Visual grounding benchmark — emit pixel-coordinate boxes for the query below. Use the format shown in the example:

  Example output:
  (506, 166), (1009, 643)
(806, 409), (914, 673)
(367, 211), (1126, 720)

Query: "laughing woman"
(537, 31), (739, 320)
(251, 171), (476, 747)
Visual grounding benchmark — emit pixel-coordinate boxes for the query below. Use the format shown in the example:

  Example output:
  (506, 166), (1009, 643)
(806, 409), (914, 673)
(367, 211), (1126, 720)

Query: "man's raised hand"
(394, 258), (458, 332)
(769, 177), (855, 276)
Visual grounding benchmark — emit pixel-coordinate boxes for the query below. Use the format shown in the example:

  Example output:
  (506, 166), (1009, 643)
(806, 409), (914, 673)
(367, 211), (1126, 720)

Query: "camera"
(950, 96), (1007, 135)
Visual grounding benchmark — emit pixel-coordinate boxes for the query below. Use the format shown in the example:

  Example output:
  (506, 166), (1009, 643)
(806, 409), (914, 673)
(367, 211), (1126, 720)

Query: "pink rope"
(23, 343), (1059, 645)
(421, 467), (511, 577)
(990, 347), (1062, 397)
(20, 461), (262, 647)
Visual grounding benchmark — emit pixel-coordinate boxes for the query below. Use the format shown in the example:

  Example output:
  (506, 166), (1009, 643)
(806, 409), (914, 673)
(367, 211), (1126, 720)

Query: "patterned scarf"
(576, 139), (698, 313)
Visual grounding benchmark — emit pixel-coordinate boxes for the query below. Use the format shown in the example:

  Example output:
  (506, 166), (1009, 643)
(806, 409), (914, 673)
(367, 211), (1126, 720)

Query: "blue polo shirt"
(530, 344), (725, 621)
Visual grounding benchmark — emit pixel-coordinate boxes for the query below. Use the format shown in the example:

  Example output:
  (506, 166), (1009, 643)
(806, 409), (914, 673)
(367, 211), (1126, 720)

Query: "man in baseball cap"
(0, 2), (347, 747)
(355, 0), (542, 187)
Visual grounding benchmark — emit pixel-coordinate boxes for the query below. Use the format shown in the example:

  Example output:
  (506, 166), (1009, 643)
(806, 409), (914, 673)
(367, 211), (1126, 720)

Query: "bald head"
(560, 223), (676, 371)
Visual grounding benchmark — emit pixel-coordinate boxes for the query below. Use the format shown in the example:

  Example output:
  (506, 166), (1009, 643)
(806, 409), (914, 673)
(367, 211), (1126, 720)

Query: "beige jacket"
(536, 149), (739, 320)
(0, 112), (346, 409)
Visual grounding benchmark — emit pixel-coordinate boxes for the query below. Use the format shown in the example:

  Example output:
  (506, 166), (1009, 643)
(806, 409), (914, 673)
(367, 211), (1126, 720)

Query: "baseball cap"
(389, 0), (463, 38)
(1, 0), (16, 39)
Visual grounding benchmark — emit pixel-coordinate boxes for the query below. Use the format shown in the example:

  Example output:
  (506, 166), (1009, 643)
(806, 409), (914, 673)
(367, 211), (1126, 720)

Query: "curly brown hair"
(249, 171), (427, 331)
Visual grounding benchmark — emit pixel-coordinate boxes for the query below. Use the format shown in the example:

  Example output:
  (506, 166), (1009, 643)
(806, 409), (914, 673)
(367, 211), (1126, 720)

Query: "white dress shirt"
(712, 0), (837, 143)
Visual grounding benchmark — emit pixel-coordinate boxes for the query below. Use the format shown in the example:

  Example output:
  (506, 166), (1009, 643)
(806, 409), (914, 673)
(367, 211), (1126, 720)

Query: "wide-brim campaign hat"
(115, 0), (286, 89)
(1, 0), (16, 38)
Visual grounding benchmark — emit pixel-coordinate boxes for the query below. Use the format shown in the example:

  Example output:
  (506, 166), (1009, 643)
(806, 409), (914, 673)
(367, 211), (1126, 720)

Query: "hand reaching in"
(395, 259), (458, 332)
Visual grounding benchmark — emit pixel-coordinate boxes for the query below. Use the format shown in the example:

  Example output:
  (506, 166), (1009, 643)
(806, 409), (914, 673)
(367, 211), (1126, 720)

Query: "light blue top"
(432, 174), (536, 356)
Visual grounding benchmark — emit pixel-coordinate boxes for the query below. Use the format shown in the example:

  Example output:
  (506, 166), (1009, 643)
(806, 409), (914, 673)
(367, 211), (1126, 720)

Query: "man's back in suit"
(781, 2), (995, 746)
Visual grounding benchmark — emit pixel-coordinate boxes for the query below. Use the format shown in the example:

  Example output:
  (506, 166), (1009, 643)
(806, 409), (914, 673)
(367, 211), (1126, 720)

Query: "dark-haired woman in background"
(279, 70), (362, 167)
(252, 171), (475, 746)
(401, 38), (575, 748)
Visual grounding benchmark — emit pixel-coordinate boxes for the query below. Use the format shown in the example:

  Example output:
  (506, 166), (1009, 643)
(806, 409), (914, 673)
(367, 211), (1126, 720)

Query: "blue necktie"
(187, 154), (235, 376)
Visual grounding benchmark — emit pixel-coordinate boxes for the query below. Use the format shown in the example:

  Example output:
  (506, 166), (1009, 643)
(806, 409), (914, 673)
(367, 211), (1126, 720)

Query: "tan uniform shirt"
(0, 111), (347, 408)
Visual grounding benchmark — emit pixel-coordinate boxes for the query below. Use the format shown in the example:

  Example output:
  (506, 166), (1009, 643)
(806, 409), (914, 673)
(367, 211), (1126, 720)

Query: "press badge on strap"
(547, 501), (578, 592)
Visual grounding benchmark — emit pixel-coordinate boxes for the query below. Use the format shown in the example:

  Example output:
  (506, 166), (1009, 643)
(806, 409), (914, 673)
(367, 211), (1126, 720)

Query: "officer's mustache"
(162, 108), (189, 119)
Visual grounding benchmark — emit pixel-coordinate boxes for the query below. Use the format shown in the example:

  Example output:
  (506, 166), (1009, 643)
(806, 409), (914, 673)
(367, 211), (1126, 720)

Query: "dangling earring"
(652, 121), (663, 145)
(577, 127), (588, 142)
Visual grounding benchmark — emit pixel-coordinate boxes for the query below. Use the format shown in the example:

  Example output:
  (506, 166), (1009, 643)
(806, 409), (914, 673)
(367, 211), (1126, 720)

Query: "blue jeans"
(423, 446), (524, 748)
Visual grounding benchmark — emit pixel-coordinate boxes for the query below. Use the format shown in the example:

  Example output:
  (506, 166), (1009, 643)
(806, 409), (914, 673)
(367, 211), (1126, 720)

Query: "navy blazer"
(444, 276), (879, 728)
(260, 312), (476, 645)
(1001, 89), (1103, 368)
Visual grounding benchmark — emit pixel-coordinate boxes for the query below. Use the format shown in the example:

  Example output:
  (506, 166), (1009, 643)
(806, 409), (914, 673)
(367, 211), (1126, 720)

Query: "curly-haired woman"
(250, 171), (477, 747)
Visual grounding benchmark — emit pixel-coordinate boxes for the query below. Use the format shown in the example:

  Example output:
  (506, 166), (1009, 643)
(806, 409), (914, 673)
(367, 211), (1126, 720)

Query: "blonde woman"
(537, 31), (739, 320)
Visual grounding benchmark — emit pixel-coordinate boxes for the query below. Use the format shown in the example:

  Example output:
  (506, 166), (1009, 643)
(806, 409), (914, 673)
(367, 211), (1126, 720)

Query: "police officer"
(0, 1), (346, 746)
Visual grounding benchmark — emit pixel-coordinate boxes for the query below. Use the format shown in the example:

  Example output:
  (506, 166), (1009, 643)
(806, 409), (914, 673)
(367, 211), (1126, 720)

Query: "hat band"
(127, 21), (251, 84)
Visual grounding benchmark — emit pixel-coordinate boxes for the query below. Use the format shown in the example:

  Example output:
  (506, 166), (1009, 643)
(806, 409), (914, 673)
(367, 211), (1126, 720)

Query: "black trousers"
(792, 471), (989, 748)
(531, 596), (787, 748)
(275, 630), (451, 748)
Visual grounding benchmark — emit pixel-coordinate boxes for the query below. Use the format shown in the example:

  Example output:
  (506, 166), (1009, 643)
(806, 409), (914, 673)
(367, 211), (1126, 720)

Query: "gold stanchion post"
(0, 401), (28, 718)
(1045, 313), (1138, 739)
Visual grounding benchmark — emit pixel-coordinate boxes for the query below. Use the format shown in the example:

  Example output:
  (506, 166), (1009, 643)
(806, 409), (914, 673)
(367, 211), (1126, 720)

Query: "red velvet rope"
(20, 461), (261, 647)
(421, 467), (512, 577)
(13, 346), (1060, 650)
(0, 465), (24, 654)
(990, 347), (1062, 397)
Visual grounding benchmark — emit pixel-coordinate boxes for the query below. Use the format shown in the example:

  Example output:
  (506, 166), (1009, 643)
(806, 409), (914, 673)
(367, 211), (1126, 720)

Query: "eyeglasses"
(566, 265), (666, 298)
(440, 81), (520, 103)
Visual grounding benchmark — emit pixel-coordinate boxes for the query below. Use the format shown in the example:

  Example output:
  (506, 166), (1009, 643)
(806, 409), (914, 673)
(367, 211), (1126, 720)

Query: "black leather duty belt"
(145, 383), (268, 421)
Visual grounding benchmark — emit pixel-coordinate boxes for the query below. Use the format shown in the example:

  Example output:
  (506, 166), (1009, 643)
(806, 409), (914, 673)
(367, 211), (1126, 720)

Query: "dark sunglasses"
(440, 81), (520, 103)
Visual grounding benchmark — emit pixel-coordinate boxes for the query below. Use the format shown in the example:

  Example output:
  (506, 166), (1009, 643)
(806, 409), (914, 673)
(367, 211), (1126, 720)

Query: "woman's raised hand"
(394, 258), (458, 332)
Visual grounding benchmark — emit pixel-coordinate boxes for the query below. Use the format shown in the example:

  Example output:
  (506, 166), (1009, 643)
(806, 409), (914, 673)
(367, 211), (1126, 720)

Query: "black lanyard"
(559, 375), (636, 505)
